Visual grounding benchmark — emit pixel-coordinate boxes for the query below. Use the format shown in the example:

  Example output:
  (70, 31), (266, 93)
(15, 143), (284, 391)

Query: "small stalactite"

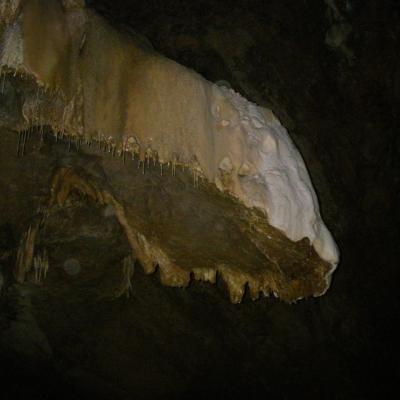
(14, 222), (39, 283)
(16, 130), (29, 157)
(115, 254), (135, 299)
(33, 248), (49, 284)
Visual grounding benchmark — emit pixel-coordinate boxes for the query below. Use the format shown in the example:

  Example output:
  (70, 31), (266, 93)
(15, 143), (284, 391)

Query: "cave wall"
(0, 0), (399, 399)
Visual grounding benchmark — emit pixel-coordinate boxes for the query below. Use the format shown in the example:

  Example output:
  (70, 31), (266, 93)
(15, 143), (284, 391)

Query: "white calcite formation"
(0, 0), (339, 299)
(211, 85), (339, 274)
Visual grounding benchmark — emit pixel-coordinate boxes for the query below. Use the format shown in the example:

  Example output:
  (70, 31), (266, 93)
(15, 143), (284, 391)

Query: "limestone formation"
(33, 248), (49, 284)
(115, 254), (135, 299)
(0, 0), (339, 302)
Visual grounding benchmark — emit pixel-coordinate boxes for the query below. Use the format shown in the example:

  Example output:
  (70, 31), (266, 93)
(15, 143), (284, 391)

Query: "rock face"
(0, 0), (338, 302)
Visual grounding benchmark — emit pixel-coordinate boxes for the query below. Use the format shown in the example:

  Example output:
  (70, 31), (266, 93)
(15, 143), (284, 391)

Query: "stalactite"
(115, 254), (135, 299)
(14, 222), (39, 283)
(33, 248), (49, 284)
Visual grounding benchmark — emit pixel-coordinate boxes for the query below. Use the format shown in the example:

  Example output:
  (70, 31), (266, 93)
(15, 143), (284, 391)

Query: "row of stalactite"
(2, 65), (206, 187)
(14, 222), (135, 298)
(15, 125), (205, 188)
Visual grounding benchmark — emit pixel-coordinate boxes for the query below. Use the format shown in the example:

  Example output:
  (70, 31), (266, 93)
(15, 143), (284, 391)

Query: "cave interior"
(0, 0), (399, 399)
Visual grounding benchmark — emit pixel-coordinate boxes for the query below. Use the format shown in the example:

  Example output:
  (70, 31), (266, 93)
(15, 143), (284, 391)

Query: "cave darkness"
(0, 0), (399, 399)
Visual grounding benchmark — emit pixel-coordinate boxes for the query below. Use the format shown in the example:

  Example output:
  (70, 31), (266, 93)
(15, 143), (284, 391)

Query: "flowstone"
(0, 0), (339, 302)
